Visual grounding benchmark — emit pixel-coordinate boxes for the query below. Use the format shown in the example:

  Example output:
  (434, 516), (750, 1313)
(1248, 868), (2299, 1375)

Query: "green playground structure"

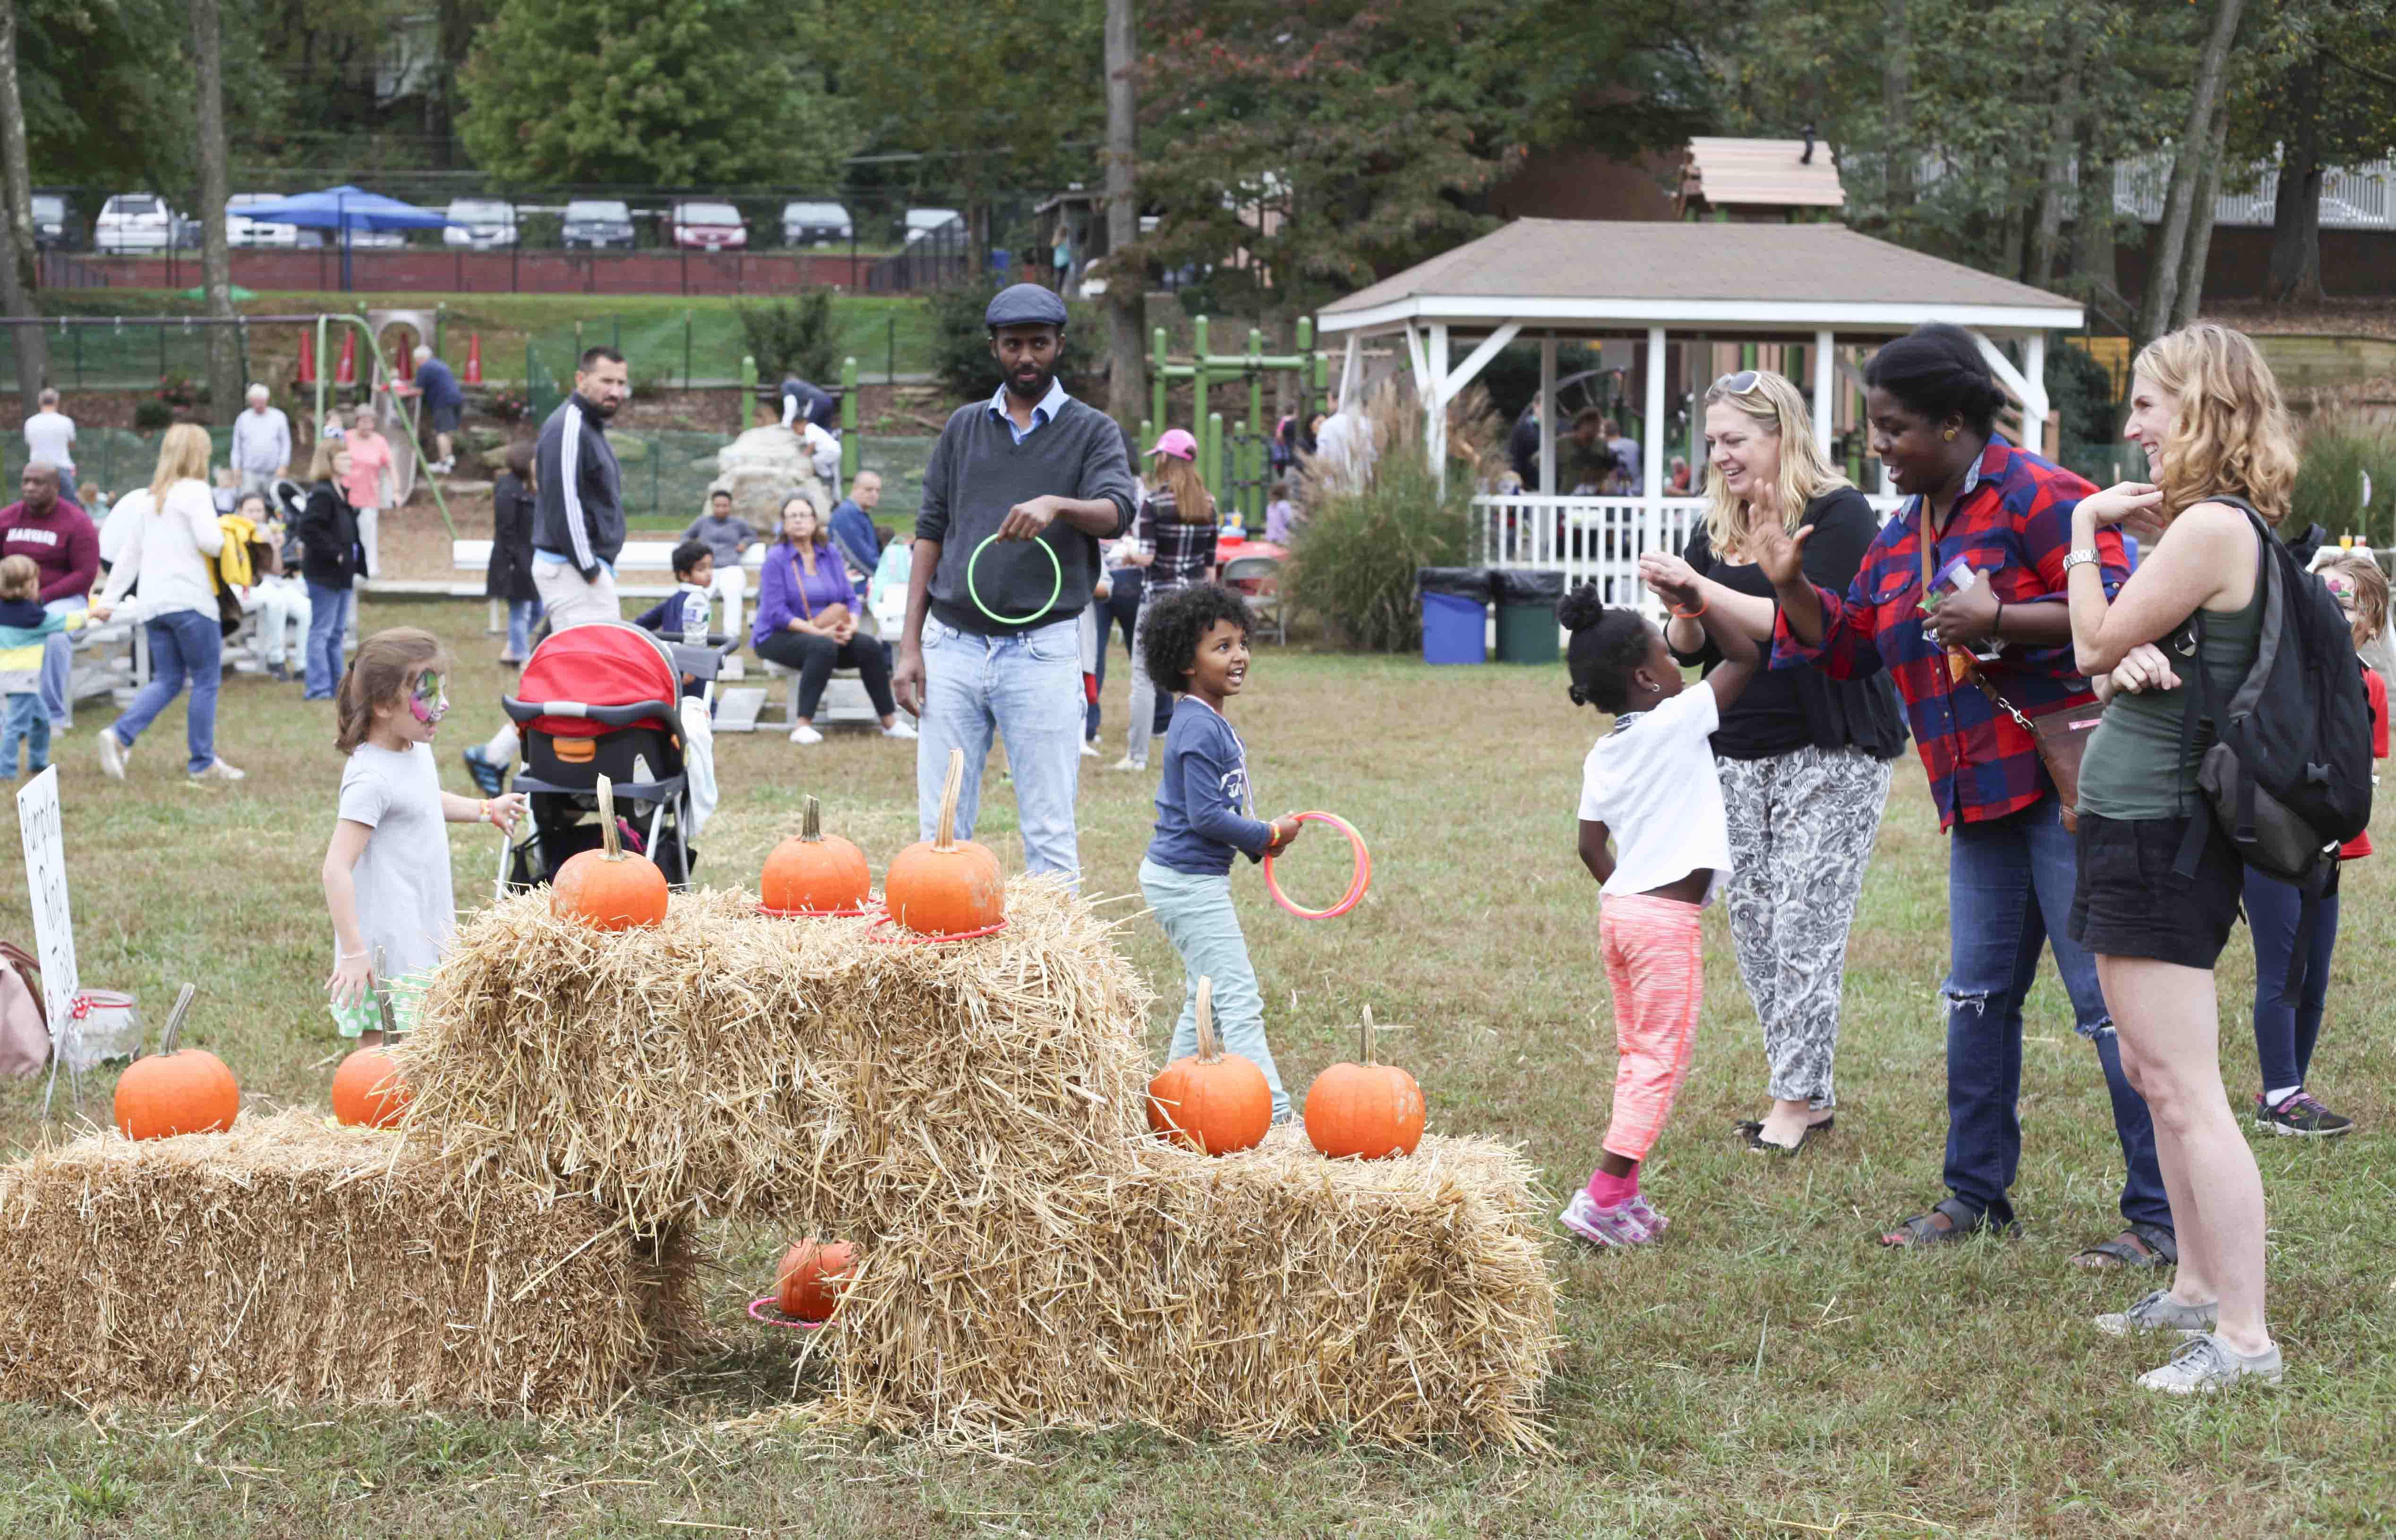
(1142, 317), (1330, 530)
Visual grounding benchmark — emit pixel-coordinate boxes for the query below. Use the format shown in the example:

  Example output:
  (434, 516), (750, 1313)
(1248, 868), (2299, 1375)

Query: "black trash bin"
(1490, 568), (1565, 664)
(1417, 567), (1493, 664)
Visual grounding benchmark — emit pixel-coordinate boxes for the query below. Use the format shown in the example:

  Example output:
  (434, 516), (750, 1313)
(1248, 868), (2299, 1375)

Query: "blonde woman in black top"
(1637, 371), (1905, 1152)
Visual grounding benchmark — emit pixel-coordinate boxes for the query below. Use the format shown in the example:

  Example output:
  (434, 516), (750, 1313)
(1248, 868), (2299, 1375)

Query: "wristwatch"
(2061, 548), (2102, 575)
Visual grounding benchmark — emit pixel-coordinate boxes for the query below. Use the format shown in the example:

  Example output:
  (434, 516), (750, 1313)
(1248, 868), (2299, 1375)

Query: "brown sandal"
(1880, 1196), (2019, 1249)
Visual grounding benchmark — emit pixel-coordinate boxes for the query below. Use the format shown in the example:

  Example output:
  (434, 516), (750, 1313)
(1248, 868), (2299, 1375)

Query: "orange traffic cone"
(463, 331), (483, 385)
(295, 328), (316, 385)
(334, 331), (357, 385)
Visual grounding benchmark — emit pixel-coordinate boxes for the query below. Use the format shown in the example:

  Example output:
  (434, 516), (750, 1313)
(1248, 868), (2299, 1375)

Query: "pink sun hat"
(1150, 428), (1198, 461)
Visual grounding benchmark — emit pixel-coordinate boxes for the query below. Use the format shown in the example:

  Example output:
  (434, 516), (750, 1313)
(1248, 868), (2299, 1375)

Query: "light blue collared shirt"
(986, 376), (1071, 445)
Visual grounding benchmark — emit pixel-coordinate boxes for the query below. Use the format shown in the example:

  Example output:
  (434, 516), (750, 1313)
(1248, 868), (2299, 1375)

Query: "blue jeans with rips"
(916, 615), (1085, 882)
(111, 607), (222, 774)
(1944, 796), (2169, 1233)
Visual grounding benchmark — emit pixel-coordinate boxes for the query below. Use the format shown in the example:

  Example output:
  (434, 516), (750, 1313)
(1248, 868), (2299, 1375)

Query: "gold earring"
(1942, 428), (1957, 441)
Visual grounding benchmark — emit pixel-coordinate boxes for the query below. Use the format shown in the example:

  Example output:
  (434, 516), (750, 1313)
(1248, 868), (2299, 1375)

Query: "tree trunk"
(1881, 0), (1915, 218)
(2138, 0), (2245, 345)
(2028, 40), (2085, 291)
(0, 0), (49, 405)
(1102, 0), (1144, 433)
(2073, 114), (2124, 326)
(2172, 99), (2231, 330)
(191, 0), (242, 423)
(2263, 50), (2327, 308)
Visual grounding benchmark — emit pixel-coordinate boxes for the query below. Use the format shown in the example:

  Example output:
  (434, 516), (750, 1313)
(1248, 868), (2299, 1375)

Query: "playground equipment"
(1145, 318), (1329, 528)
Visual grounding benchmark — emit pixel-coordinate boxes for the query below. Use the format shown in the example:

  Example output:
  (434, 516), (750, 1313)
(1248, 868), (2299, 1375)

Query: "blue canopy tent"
(220, 185), (455, 292)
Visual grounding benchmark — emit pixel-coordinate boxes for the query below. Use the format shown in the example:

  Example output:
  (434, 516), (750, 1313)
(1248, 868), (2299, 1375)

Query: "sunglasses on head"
(1712, 370), (1766, 397)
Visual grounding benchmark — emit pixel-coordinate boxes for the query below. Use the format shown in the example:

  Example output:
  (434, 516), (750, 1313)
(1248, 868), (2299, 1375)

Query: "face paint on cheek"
(409, 669), (450, 727)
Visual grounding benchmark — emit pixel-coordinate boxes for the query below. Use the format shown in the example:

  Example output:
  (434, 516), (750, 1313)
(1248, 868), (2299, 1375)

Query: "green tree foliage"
(1128, 0), (1704, 320)
(459, 0), (855, 185)
(928, 283), (1100, 401)
(17, 0), (281, 198)
(735, 293), (838, 385)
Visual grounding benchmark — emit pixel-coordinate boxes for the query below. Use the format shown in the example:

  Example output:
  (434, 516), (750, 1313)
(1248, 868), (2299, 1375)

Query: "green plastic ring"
(966, 531), (1062, 626)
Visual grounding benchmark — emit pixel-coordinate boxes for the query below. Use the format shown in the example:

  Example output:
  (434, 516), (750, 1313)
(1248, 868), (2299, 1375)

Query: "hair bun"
(1557, 583), (1607, 633)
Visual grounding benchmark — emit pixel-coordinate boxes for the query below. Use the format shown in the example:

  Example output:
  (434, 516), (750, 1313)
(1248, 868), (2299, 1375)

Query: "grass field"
(1, 603), (2392, 1537)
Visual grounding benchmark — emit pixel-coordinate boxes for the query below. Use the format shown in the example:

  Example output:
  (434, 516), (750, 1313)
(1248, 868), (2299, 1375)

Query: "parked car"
(780, 201), (852, 248)
(29, 193), (74, 250)
(904, 207), (965, 244)
(562, 198), (635, 249)
(226, 193), (300, 248)
(95, 192), (184, 253)
(442, 197), (518, 248)
(671, 201), (747, 251)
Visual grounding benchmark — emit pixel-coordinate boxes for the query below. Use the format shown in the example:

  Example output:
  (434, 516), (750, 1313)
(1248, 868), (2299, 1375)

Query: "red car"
(670, 201), (748, 251)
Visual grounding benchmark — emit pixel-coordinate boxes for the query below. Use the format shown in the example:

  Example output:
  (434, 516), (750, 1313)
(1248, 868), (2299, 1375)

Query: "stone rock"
(715, 425), (826, 529)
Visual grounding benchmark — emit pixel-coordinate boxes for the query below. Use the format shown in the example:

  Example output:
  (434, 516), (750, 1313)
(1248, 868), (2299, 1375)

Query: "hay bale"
(401, 877), (1153, 1237)
(0, 1111), (695, 1412)
(817, 1128), (1561, 1450)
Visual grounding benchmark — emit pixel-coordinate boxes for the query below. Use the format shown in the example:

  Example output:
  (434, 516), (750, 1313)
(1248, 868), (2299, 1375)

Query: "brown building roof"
(1318, 220), (2079, 324)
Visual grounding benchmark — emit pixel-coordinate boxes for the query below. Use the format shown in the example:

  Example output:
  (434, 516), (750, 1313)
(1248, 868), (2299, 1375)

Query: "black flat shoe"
(1733, 1114), (1834, 1149)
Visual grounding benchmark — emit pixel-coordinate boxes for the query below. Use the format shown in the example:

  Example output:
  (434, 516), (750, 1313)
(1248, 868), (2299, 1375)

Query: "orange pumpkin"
(1304, 1004), (1425, 1159)
(1146, 977), (1273, 1156)
(113, 984), (240, 1141)
(883, 747), (1004, 936)
(331, 1046), (410, 1129)
(776, 1238), (858, 1323)
(553, 773), (669, 930)
(761, 794), (871, 915)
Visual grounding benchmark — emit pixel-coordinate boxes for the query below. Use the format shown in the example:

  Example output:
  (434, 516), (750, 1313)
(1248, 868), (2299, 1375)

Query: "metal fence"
(2108, 156), (2396, 230)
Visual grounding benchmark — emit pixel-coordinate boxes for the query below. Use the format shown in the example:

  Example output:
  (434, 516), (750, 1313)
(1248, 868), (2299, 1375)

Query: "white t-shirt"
(336, 742), (455, 982)
(24, 410), (75, 469)
(1576, 685), (1731, 903)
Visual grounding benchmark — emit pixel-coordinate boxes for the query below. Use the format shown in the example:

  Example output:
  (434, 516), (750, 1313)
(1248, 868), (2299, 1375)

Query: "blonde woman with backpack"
(88, 423), (244, 782)
(1112, 429), (1216, 772)
(2064, 322), (2302, 1393)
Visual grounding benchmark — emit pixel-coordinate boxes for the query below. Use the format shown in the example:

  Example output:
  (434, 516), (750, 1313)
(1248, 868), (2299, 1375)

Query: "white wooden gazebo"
(1313, 219), (2085, 600)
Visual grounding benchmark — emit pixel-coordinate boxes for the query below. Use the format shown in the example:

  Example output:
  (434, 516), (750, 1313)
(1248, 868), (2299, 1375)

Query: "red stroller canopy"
(507, 622), (680, 739)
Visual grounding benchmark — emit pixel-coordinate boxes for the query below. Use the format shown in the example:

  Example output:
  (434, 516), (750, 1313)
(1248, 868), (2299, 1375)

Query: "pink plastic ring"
(865, 913), (1010, 945)
(747, 1296), (826, 1331)
(1264, 811), (1370, 920)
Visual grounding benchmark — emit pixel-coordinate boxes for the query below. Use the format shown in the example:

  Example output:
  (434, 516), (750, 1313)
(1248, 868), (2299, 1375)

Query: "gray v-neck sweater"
(915, 395), (1136, 635)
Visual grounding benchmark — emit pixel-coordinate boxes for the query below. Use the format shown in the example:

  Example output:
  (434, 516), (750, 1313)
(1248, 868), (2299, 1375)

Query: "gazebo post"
(1538, 335), (1557, 497)
(1812, 330), (1836, 460)
(1643, 326), (1667, 610)
(1428, 323), (1449, 488)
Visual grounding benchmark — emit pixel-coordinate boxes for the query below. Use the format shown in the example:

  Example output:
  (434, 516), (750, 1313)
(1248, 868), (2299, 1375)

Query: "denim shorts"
(2068, 810), (2244, 969)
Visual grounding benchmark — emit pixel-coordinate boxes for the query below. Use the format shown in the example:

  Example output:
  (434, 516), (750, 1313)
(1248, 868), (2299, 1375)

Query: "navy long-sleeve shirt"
(1145, 697), (1274, 875)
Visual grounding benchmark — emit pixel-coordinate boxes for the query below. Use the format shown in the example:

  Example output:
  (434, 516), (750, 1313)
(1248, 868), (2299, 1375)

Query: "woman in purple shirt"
(752, 494), (914, 744)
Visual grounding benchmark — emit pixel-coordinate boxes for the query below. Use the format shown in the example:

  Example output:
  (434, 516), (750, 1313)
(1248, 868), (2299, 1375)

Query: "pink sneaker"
(1559, 1189), (1657, 1248)
(1621, 1192), (1671, 1236)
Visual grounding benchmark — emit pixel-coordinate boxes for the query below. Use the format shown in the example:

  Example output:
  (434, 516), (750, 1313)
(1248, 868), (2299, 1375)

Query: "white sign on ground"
(15, 765), (79, 1043)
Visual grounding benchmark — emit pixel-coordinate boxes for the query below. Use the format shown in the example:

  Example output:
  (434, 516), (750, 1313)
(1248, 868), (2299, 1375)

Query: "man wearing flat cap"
(892, 282), (1136, 881)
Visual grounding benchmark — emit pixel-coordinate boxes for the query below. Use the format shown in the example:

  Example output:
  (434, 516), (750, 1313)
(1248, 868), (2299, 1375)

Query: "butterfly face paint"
(409, 667), (451, 727)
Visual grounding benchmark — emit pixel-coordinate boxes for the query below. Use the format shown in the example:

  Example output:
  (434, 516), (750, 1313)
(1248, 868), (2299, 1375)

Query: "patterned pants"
(1716, 745), (1893, 1111)
(1598, 892), (1705, 1164)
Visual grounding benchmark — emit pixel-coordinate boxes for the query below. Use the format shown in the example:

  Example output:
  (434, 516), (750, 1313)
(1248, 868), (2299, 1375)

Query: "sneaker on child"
(2255, 1090), (2352, 1137)
(1558, 1189), (1657, 1248)
(461, 743), (507, 797)
(789, 724), (824, 745)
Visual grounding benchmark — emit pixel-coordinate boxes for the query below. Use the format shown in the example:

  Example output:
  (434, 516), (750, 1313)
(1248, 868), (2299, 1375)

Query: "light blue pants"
(917, 616), (1084, 881)
(40, 594), (83, 728)
(504, 598), (544, 661)
(1139, 856), (1288, 1121)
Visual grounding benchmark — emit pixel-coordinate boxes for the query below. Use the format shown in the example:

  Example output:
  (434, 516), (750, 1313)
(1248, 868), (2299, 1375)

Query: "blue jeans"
(40, 595), (83, 728)
(917, 616), (1085, 880)
(305, 582), (352, 699)
(1139, 856), (1289, 1121)
(505, 598), (544, 661)
(2, 692), (48, 775)
(1945, 797), (2168, 1232)
(111, 608), (221, 774)
(1087, 570), (1169, 741)
(2243, 867), (2339, 1095)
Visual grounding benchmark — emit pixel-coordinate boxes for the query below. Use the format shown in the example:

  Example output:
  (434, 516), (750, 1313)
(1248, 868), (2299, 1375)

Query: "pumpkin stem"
(158, 982), (197, 1057)
(934, 747), (963, 851)
(802, 793), (822, 843)
(596, 774), (622, 861)
(1194, 975), (1219, 1062)
(1360, 1003), (1376, 1066)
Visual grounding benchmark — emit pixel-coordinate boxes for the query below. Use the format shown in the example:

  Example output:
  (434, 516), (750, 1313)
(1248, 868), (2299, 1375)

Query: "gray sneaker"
(2094, 1288), (2219, 1337)
(2136, 1332), (2283, 1395)
(188, 757), (247, 783)
(95, 727), (127, 781)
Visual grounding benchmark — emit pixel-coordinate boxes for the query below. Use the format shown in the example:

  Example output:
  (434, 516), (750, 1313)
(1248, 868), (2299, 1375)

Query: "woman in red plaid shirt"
(1754, 323), (2171, 1268)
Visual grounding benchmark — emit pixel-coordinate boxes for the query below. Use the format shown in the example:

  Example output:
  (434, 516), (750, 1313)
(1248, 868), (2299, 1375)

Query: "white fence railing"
(1471, 493), (1905, 616)
(2112, 155), (2396, 230)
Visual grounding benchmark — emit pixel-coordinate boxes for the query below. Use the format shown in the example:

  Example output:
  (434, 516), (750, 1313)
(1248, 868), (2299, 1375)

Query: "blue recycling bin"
(1418, 567), (1492, 665)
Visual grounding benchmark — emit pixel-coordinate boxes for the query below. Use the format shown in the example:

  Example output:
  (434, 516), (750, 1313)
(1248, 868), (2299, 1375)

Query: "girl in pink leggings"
(1559, 572), (1757, 1247)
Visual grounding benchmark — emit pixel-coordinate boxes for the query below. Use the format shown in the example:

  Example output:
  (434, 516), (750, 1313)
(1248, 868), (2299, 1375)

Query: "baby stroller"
(501, 621), (700, 891)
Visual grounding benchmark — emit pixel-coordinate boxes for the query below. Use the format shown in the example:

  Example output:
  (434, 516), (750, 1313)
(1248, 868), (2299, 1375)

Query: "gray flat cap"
(985, 283), (1069, 329)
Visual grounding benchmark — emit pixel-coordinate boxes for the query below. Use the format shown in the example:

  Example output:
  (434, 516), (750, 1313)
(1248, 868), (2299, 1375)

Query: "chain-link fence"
(0, 317), (256, 393)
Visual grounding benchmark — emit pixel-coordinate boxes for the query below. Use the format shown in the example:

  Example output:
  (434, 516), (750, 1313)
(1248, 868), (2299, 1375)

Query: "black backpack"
(2174, 496), (2375, 990)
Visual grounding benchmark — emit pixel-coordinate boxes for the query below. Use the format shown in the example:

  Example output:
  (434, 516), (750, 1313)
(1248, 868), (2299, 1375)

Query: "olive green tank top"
(2076, 576), (2265, 821)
